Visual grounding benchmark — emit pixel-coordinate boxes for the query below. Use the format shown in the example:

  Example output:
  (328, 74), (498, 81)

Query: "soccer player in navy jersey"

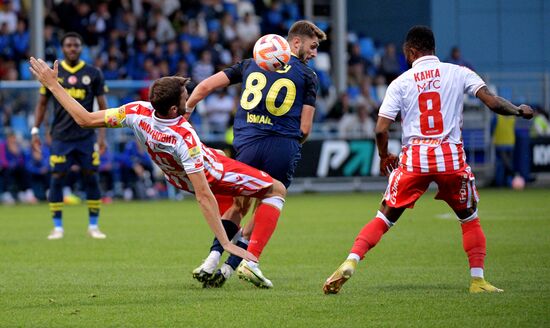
(185, 20), (326, 288)
(32, 32), (108, 240)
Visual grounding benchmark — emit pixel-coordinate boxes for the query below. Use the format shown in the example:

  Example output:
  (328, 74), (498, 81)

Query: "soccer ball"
(253, 34), (291, 71)
(511, 175), (525, 190)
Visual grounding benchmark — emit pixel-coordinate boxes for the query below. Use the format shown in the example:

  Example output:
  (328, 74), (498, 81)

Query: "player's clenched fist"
(518, 104), (534, 120)
(380, 153), (399, 177)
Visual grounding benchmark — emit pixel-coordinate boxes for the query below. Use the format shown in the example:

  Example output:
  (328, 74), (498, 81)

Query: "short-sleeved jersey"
(104, 101), (224, 193)
(40, 60), (107, 141)
(379, 56), (485, 174)
(223, 55), (318, 149)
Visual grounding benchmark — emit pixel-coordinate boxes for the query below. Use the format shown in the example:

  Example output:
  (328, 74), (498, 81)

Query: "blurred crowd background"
(1, 0), (549, 204)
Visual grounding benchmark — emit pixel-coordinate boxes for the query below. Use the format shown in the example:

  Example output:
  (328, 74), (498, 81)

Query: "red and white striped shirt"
(104, 101), (223, 192)
(379, 56), (485, 173)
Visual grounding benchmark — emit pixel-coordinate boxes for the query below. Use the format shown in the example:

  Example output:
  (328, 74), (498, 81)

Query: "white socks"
(471, 267), (484, 278)
(347, 253), (360, 262)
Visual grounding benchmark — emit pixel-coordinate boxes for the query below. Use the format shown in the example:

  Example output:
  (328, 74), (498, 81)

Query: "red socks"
(350, 217), (390, 259)
(247, 204), (281, 259)
(461, 218), (486, 269)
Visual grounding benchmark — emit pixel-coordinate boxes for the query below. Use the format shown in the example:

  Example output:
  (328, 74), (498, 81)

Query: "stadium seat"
(18, 61), (32, 80)
(359, 37), (376, 61)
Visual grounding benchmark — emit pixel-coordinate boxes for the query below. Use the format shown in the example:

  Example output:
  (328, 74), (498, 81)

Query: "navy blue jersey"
(223, 55), (318, 149)
(40, 60), (107, 141)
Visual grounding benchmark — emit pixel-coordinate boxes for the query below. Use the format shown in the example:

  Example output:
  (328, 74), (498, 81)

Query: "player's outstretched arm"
(476, 86), (534, 119)
(185, 72), (231, 120)
(29, 57), (107, 128)
(187, 170), (258, 263)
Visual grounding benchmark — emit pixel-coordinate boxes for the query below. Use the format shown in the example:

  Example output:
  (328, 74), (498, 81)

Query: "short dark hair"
(288, 20), (327, 41)
(61, 32), (83, 46)
(405, 25), (435, 52)
(149, 76), (190, 116)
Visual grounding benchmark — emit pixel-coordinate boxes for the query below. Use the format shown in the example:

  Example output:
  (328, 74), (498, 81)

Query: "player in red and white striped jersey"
(29, 58), (288, 287)
(324, 26), (533, 295)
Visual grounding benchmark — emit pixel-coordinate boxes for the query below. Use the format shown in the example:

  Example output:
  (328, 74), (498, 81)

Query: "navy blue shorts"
(50, 138), (99, 173)
(235, 137), (301, 188)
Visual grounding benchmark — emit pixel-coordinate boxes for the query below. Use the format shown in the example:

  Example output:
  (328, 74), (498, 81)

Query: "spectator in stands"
(119, 140), (156, 201)
(446, 46), (474, 70)
(192, 50), (215, 83)
(262, 0), (285, 35)
(492, 114), (517, 187)
(236, 12), (261, 51)
(10, 18), (29, 61)
(354, 77), (379, 137)
(0, 22), (12, 60)
(51, 0), (76, 33)
(98, 147), (115, 203)
(44, 24), (60, 64)
(166, 40), (180, 74)
(379, 43), (401, 83)
(103, 57), (123, 80)
(179, 39), (197, 67)
(71, 2), (93, 45)
(0, 129), (36, 204)
(89, 2), (112, 47)
(530, 107), (550, 137)
(0, 1), (17, 33)
(204, 88), (236, 134)
(348, 42), (375, 77)
(220, 12), (237, 44)
(27, 133), (51, 201)
(148, 7), (176, 44)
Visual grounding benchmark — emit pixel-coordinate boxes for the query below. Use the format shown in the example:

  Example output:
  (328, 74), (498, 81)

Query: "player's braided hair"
(149, 76), (190, 116)
(405, 25), (435, 53)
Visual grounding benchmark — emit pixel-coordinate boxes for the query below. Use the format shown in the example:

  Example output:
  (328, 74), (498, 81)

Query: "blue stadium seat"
(19, 61), (32, 80)
(359, 37), (376, 60)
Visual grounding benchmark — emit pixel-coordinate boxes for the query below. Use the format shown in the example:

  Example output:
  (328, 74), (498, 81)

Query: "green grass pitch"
(1, 189), (549, 327)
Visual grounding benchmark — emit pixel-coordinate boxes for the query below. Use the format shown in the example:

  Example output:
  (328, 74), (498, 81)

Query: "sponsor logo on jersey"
(188, 146), (201, 158)
(410, 137), (442, 146)
(68, 75), (78, 85)
(459, 173), (468, 203)
(65, 87), (86, 100)
(389, 170), (403, 204)
(82, 75), (91, 85)
(246, 112), (273, 125)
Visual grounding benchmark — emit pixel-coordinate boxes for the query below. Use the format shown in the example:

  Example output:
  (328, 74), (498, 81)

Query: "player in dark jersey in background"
(186, 20), (326, 288)
(32, 32), (108, 240)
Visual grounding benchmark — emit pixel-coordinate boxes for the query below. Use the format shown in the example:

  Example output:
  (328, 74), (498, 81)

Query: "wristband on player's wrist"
(31, 127), (40, 135)
(185, 106), (195, 114)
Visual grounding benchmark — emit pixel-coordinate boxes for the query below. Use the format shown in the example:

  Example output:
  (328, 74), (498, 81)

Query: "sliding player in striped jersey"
(29, 57), (295, 275)
(323, 26), (533, 294)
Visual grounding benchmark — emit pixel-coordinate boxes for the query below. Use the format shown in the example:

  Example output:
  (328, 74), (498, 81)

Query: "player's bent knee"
(270, 179), (287, 198)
